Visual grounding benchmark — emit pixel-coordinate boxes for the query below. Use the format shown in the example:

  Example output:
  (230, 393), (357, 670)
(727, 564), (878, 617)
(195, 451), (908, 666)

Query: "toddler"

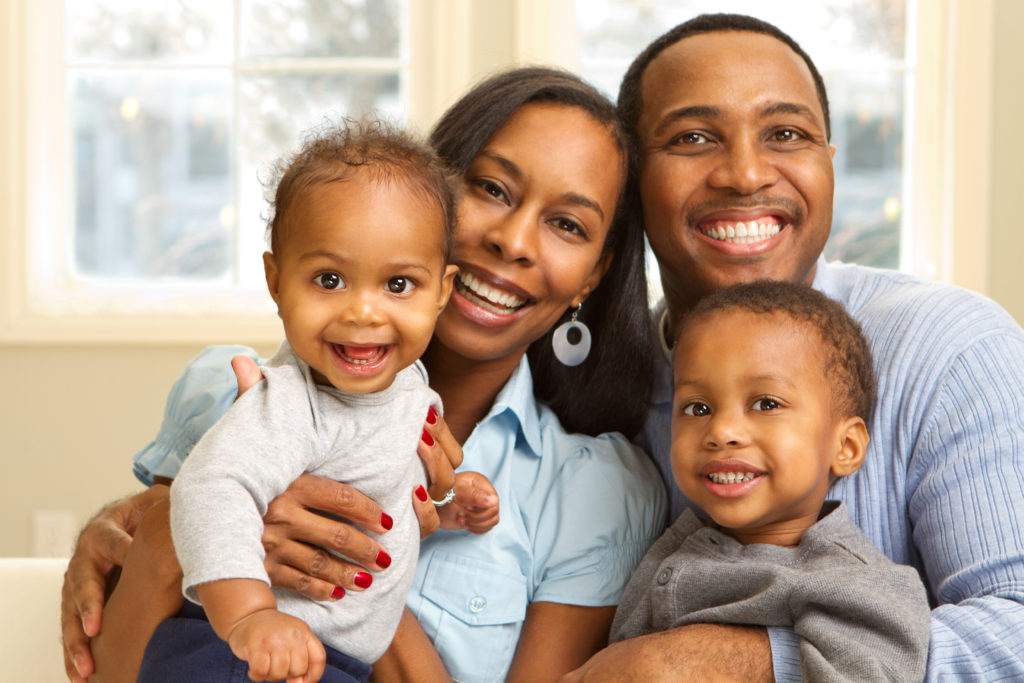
(611, 280), (930, 682)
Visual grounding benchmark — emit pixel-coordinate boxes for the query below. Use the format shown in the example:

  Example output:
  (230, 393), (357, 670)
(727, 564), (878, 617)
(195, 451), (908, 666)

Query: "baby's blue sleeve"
(132, 345), (261, 485)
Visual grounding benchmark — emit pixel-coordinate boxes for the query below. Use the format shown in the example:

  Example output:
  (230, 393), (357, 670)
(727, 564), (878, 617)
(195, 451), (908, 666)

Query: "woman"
(63, 66), (667, 682)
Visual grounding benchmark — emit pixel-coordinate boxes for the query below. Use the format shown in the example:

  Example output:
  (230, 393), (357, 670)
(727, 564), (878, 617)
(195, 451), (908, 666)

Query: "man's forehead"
(639, 30), (821, 126)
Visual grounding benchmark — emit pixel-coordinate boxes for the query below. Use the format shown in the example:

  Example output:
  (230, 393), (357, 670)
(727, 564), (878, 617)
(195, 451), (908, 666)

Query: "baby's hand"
(227, 608), (326, 683)
(438, 471), (500, 534)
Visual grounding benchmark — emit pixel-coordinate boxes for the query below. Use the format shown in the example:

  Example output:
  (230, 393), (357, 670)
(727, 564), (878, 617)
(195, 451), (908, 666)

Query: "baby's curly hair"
(265, 117), (458, 259)
(679, 280), (876, 425)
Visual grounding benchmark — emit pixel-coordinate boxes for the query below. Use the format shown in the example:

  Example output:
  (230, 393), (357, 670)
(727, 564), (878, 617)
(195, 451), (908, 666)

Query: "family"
(61, 13), (1024, 683)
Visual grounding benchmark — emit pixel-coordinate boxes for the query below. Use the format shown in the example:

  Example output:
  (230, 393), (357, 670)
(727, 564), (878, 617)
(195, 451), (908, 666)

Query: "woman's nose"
(485, 207), (538, 264)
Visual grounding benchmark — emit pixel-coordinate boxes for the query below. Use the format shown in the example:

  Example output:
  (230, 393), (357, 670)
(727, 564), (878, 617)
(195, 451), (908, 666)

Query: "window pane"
(66, 0), (232, 63)
(240, 0), (404, 59)
(576, 0), (909, 271)
(70, 70), (234, 280)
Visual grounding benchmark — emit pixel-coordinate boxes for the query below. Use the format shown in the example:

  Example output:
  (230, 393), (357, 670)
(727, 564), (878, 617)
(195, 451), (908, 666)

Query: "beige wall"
(2, 2), (1024, 557)
(987, 0), (1024, 323)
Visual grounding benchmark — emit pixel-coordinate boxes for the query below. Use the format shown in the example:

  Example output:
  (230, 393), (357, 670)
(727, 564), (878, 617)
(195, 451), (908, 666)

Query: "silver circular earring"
(551, 304), (591, 367)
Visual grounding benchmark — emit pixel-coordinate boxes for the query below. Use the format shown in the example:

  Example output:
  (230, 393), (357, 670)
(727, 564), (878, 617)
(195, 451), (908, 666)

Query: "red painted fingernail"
(354, 572), (373, 588)
(331, 586), (345, 599)
(415, 485), (428, 502)
(381, 512), (393, 530)
(376, 550), (392, 569)
(426, 406), (438, 424)
(421, 429), (434, 446)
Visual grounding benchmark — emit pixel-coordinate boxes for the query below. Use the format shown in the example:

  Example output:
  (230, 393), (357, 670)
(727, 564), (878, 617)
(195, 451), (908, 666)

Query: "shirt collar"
(482, 354), (544, 457)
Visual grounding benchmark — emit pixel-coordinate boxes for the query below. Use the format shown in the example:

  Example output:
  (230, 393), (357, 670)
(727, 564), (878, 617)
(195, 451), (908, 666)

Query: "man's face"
(636, 31), (835, 314)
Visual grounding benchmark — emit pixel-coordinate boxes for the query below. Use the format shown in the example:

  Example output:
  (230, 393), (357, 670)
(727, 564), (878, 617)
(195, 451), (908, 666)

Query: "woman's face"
(434, 101), (624, 362)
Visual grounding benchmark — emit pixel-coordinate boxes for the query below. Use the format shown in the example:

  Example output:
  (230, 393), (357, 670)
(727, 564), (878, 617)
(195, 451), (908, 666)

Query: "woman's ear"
(263, 251), (282, 313)
(573, 249), (614, 308)
(831, 416), (869, 478)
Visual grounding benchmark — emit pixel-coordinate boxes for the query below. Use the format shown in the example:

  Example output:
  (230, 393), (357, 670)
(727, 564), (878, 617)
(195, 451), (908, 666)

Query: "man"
(565, 13), (1024, 681)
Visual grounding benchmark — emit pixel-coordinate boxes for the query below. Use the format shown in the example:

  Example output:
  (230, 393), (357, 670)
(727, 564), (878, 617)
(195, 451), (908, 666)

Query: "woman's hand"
(60, 484), (170, 682)
(410, 409), (468, 538)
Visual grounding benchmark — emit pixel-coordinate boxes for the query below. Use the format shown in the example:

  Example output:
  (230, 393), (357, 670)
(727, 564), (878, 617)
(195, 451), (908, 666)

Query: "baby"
(610, 280), (930, 682)
(153, 120), (461, 683)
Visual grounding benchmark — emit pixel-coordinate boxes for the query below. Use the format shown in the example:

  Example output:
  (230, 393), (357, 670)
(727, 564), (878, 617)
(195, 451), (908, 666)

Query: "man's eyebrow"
(760, 101), (818, 121)
(652, 105), (720, 137)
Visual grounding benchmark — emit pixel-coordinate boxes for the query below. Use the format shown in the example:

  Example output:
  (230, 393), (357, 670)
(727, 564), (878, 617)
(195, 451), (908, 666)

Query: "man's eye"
(316, 273), (343, 290)
(672, 131), (709, 145)
(752, 397), (780, 411)
(387, 277), (412, 294)
(771, 128), (803, 143)
(683, 402), (710, 416)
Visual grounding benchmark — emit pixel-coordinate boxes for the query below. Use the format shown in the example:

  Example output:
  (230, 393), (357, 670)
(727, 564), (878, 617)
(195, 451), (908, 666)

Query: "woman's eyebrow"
(479, 151), (523, 180)
(562, 191), (605, 221)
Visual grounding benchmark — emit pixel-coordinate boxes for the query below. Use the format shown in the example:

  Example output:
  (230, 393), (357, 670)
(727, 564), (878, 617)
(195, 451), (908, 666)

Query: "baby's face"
(265, 171), (456, 394)
(670, 309), (852, 545)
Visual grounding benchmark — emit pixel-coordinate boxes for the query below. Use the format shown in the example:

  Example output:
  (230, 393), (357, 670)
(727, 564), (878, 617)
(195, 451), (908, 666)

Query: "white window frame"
(0, 0), (992, 344)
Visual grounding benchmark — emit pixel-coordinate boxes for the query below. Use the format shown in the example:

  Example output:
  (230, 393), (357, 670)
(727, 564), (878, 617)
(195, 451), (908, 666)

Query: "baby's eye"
(752, 397), (780, 411)
(682, 401), (711, 417)
(386, 276), (413, 294)
(316, 272), (343, 290)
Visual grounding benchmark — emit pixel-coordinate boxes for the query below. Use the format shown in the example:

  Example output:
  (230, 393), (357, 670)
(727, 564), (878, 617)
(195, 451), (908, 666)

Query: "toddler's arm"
(437, 470), (500, 534)
(196, 578), (326, 683)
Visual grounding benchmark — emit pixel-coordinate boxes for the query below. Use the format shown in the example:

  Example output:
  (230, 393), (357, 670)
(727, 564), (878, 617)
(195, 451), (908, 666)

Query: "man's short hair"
(617, 13), (831, 143)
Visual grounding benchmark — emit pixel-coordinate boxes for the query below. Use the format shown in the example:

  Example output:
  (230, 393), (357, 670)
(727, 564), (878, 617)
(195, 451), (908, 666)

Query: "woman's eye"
(386, 277), (413, 294)
(473, 179), (508, 203)
(553, 217), (585, 236)
(682, 402), (711, 417)
(752, 397), (780, 411)
(316, 272), (343, 290)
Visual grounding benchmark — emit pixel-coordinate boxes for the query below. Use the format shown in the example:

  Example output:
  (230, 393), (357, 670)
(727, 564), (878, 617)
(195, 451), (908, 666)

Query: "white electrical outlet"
(31, 509), (77, 558)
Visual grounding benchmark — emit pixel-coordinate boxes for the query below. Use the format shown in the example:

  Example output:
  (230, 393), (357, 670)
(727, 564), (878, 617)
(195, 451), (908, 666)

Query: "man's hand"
(61, 484), (170, 682)
(437, 471), (499, 534)
(558, 624), (773, 683)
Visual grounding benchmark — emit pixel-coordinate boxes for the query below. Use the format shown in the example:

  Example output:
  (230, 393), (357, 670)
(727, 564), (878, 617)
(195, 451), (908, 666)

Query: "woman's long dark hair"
(429, 66), (654, 438)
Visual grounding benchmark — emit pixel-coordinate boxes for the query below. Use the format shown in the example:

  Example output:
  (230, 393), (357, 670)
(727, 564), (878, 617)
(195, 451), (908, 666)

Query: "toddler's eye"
(752, 397), (780, 411)
(316, 273), (343, 290)
(682, 402), (710, 417)
(387, 277), (412, 294)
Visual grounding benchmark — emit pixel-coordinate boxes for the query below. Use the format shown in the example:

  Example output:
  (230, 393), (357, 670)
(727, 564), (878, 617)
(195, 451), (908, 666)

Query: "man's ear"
(831, 416), (868, 478)
(263, 251), (282, 314)
(438, 264), (458, 316)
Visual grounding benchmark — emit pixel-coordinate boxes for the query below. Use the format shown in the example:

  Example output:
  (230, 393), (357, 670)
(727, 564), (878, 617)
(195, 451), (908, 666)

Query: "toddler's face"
(265, 171), (456, 393)
(670, 309), (859, 545)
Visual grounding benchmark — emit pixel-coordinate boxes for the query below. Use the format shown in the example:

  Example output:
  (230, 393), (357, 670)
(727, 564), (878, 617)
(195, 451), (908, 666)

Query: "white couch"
(0, 557), (70, 682)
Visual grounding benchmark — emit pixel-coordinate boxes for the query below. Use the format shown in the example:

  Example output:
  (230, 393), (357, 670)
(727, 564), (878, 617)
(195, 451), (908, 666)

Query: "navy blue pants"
(138, 602), (371, 683)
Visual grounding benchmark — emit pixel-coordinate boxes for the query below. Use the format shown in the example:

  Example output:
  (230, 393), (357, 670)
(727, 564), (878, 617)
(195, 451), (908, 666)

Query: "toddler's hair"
(679, 280), (876, 425)
(265, 117), (458, 259)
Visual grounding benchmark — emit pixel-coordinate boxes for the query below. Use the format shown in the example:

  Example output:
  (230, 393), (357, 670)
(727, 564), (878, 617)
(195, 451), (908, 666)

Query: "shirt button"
(468, 595), (487, 613)
(656, 568), (672, 585)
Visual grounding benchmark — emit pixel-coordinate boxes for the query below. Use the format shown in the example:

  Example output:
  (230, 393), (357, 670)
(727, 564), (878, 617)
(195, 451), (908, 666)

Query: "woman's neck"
(421, 341), (525, 445)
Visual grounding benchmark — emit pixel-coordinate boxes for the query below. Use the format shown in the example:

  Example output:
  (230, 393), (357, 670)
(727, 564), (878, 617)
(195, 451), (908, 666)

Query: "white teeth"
(458, 272), (527, 312)
(707, 471), (758, 484)
(702, 220), (781, 244)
